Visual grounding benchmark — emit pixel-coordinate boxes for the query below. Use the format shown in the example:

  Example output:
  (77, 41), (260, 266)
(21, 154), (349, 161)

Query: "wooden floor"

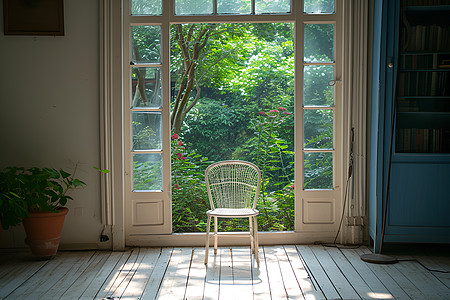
(0, 245), (449, 299)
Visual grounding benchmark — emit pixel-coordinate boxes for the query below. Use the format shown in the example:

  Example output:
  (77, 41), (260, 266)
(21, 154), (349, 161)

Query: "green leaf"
(60, 169), (71, 179)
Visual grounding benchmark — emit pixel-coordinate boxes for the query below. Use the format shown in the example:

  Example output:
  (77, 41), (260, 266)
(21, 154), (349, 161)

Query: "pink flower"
(257, 111), (267, 116)
(172, 133), (179, 140)
(278, 107), (287, 111)
(176, 153), (182, 159)
(290, 184), (294, 189)
(181, 157), (186, 160)
(269, 109), (279, 113)
(174, 184), (180, 189)
(284, 112), (292, 115)
(178, 141), (182, 146)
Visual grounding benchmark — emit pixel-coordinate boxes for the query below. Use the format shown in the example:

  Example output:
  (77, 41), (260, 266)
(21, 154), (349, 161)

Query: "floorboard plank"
(309, 245), (360, 300)
(394, 258), (450, 300)
(264, 246), (288, 299)
(218, 247), (236, 299)
(0, 254), (48, 298)
(252, 246), (272, 300)
(284, 245), (325, 300)
(60, 251), (112, 299)
(341, 247), (396, 300)
(296, 245), (341, 300)
(409, 253), (450, 289)
(93, 249), (133, 299)
(184, 248), (207, 300)
(325, 246), (377, 299)
(121, 247), (161, 300)
(156, 247), (192, 300)
(275, 246), (304, 299)
(203, 247), (221, 300)
(140, 247), (173, 300)
(39, 251), (96, 299)
(111, 247), (147, 299)
(231, 247), (253, 300)
(358, 247), (426, 300)
(5, 252), (82, 299)
(354, 248), (411, 300)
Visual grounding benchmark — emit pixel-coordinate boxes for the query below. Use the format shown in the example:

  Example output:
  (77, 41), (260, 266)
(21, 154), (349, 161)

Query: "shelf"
(400, 51), (450, 55)
(404, 5), (450, 26)
(398, 96), (450, 99)
(398, 112), (450, 116)
(400, 69), (450, 72)
(393, 152), (450, 163)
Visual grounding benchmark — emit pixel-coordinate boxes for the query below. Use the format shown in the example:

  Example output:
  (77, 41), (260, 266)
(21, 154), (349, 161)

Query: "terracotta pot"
(22, 207), (69, 259)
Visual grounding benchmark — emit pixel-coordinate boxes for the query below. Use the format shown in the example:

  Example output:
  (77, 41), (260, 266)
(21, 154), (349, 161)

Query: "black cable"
(328, 128), (355, 247)
(397, 259), (450, 274)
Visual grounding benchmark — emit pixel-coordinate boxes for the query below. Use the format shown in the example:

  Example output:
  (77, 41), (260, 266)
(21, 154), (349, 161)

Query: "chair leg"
(253, 215), (260, 268)
(249, 216), (254, 254)
(214, 216), (218, 255)
(205, 215), (211, 264)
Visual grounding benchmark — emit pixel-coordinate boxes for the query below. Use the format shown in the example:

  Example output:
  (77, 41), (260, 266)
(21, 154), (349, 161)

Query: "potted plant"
(0, 166), (85, 258)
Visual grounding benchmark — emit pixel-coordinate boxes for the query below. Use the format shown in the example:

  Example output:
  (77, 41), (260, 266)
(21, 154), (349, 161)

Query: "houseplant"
(0, 166), (85, 258)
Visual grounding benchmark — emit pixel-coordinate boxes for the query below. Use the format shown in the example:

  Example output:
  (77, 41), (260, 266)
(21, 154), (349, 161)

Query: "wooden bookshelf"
(395, 3), (450, 153)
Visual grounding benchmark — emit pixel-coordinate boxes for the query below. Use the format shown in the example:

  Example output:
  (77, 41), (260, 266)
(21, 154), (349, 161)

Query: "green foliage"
(182, 98), (248, 162)
(0, 167), (86, 229)
(235, 108), (295, 231)
(133, 159), (162, 191)
(170, 134), (211, 232)
(168, 22), (335, 232)
(0, 169), (28, 230)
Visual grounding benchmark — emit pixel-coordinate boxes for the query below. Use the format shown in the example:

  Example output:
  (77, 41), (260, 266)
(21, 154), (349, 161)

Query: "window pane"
(175, 0), (213, 15)
(304, 24), (334, 62)
(304, 109), (333, 149)
(255, 0), (290, 14)
(132, 68), (162, 108)
(218, 0), (251, 14)
(131, 26), (161, 63)
(133, 153), (162, 191)
(304, 0), (334, 14)
(304, 152), (333, 189)
(132, 112), (162, 151)
(131, 0), (162, 15)
(304, 65), (334, 106)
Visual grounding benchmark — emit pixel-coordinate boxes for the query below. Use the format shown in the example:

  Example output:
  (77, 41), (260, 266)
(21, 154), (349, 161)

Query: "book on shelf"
(396, 127), (450, 153)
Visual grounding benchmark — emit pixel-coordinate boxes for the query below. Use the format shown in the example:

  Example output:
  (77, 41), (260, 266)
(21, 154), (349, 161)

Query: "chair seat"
(207, 208), (259, 217)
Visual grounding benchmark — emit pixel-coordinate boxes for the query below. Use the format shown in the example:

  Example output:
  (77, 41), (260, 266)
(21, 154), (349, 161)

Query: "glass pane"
(131, 26), (161, 64)
(175, 0), (213, 15)
(304, 24), (334, 62)
(132, 112), (162, 151)
(304, 152), (333, 189)
(304, 0), (334, 14)
(255, 0), (290, 14)
(304, 65), (334, 106)
(132, 68), (162, 108)
(133, 153), (162, 191)
(131, 0), (162, 15)
(304, 109), (333, 149)
(218, 0), (251, 14)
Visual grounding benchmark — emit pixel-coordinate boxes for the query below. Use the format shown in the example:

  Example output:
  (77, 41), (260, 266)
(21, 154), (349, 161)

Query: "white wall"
(0, 0), (108, 249)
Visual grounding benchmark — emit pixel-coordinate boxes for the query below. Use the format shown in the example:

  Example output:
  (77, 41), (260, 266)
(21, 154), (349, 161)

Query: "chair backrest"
(205, 160), (261, 210)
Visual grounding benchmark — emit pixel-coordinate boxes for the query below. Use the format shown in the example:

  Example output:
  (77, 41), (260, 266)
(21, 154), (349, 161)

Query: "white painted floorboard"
(0, 244), (449, 300)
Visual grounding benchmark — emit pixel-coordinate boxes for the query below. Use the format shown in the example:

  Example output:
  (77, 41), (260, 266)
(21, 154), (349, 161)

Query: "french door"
(122, 0), (343, 243)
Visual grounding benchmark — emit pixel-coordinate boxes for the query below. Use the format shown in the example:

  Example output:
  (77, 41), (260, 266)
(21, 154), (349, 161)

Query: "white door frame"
(100, 0), (368, 248)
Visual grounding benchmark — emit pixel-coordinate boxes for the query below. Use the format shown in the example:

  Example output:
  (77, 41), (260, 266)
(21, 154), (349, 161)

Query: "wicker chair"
(204, 160), (261, 267)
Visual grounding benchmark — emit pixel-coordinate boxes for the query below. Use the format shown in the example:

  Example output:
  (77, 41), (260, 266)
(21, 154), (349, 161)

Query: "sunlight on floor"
(367, 292), (394, 299)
